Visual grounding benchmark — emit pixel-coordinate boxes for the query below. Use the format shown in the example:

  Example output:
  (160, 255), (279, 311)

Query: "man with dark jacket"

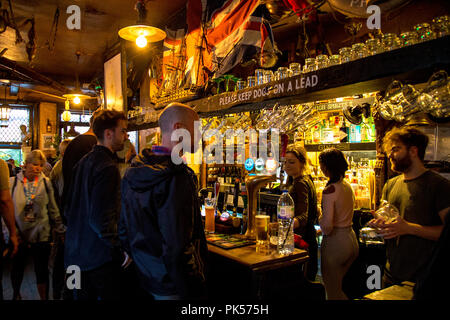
(120, 102), (207, 300)
(64, 110), (128, 300)
(61, 109), (100, 216)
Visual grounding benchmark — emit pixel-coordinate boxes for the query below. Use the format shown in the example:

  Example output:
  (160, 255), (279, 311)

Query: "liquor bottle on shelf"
(367, 115), (376, 142)
(340, 117), (349, 143)
(350, 171), (360, 197)
(304, 128), (313, 144)
(332, 116), (341, 144)
(350, 157), (356, 171)
(312, 125), (321, 144)
(323, 120), (334, 143)
(349, 123), (361, 143)
(360, 120), (369, 142)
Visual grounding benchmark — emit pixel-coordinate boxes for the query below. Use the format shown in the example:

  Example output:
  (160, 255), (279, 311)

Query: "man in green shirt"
(370, 127), (450, 287)
(0, 158), (19, 300)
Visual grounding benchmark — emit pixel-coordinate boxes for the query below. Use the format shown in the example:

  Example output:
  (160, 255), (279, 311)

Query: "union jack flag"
(184, 0), (276, 85)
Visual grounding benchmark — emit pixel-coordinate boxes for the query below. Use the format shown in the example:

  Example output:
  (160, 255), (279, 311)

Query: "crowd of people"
(0, 102), (449, 301)
(283, 127), (450, 300)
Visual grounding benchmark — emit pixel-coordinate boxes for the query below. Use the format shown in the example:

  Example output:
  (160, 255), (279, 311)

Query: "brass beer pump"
(244, 175), (276, 239)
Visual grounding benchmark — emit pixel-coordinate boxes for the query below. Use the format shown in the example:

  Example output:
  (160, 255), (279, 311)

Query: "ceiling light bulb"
(73, 96), (81, 104)
(136, 35), (147, 48)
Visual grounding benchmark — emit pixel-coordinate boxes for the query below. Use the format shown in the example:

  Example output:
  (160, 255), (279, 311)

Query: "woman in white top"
(318, 148), (359, 300)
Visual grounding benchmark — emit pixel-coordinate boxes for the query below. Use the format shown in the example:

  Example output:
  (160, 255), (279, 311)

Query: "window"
(60, 110), (91, 139)
(128, 131), (138, 149)
(0, 149), (22, 166)
(0, 106), (31, 165)
(0, 107), (30, 144)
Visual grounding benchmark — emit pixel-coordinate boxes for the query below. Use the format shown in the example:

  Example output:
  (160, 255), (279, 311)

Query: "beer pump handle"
(214, 181), (220, 203)
(281, 133), (288, 158)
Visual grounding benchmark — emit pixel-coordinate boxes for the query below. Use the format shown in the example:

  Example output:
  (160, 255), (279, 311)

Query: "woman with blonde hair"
(9, 149), (65, 300)
(283, 143), (319, 281)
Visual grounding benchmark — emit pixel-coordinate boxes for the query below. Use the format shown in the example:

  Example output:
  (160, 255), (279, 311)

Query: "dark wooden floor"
(2, 256), (54, 300)
(1, 241), (323, 300)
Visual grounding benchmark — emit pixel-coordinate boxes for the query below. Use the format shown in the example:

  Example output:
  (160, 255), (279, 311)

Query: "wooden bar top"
(207, 243), (309, 272)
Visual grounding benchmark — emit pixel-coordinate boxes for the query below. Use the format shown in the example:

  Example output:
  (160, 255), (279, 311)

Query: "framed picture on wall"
(104, 53), (124, 112)
(42, 134), (54, 150)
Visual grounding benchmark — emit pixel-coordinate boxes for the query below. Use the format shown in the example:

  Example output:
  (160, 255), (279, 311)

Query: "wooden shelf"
(188, 36), (450, 116)
(128, 36), (450, 131)
(304, 142), (376, 152)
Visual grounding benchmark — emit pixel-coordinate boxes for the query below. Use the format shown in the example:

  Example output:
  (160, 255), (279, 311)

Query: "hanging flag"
(184, 0), (276, 84)
(205, 0), (273, 77)
(282, 0), (315, 18)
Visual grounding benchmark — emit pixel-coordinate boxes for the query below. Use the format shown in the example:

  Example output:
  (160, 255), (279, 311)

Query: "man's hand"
(121, 251), (133, 269)
(378, 215), (411, 239)
(9, 234), (19, 257)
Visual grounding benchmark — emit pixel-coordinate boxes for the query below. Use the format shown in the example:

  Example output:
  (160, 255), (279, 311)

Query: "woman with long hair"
(283, 143), (319, 281)
(318, 148), (358, 300)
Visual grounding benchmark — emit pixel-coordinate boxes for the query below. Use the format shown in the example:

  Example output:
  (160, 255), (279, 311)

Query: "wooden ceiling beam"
(0, 56), (68, 93)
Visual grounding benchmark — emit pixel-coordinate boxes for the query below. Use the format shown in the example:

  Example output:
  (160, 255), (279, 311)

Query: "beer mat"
(205, 232), (255, 250)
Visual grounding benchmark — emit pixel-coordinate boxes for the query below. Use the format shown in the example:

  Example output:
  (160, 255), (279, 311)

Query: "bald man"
(119, 103), (207, 300)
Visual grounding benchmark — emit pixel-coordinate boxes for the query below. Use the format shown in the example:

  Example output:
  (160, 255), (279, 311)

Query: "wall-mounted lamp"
(0, 85), (10, 127)
(0, 105), (10, 121)
(46, 119), (52, 133)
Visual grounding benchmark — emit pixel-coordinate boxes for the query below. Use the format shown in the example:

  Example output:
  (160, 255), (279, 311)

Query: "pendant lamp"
(62, 99), (71, 122)
(118, 0), (166, 48)
(63, 52), (92, 104)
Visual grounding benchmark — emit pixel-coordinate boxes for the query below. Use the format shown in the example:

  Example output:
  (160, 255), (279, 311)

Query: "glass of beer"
(204, 198), (216, 233)
(269, 222), (279, 252)
(255, 215), (270, 255)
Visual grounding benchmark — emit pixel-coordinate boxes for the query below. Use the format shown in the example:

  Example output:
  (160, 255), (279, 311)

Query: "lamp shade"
(118, 25), (166, 45)
(63, 92), (91, 102)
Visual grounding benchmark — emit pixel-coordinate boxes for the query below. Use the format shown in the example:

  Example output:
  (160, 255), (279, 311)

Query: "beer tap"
(244, 175), (276, 239)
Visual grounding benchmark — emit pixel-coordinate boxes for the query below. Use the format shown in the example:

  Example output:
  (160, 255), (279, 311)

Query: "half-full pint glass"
(255, 215), (270, 254)
(205, 198), (215, 233)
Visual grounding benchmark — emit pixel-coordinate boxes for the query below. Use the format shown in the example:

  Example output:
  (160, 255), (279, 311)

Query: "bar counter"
(206, 238), (315, 300)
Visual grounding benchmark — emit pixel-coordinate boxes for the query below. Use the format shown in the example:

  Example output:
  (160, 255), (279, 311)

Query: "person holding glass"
(318, 148), (358, 300)
(283, 144), (319, 281)
(9, 150), (65, 300)
(369, 127), (450, 288)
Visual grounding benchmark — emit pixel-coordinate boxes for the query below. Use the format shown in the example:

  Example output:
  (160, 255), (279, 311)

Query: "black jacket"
(119, 149), (207, 298)
(64, 145), (122, 271)
(61, 134), (97, 215)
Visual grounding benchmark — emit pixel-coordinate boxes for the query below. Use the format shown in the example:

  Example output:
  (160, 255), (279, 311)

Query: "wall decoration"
(104, 53), (124, 111)
(41, 134), (54, 150)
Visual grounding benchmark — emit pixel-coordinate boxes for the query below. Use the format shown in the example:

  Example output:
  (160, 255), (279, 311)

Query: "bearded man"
(369, 127), (450, 287)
